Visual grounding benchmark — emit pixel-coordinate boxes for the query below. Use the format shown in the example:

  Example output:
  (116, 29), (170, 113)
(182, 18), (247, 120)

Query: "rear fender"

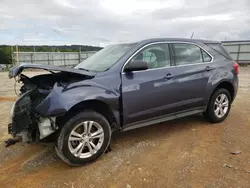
(204, 68), (236, 105)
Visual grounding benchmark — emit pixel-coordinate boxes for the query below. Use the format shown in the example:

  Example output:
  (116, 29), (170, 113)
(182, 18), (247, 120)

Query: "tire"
(203, 88), (232, 123)
(56, 110), (111, 166)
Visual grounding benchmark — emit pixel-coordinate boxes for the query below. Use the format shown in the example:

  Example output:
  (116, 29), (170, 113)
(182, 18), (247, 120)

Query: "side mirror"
(124, 60), (148, 72)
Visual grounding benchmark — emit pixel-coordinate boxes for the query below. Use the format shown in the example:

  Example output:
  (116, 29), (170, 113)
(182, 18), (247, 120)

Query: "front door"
(121, 43), (177, 125)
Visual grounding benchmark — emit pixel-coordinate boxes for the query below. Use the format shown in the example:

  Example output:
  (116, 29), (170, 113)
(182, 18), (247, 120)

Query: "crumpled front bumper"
(7, 92), (57, 142)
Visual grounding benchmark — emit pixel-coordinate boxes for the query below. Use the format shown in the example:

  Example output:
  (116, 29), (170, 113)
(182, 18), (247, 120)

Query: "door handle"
(205, 66), (213, 71)
(164, 73), (173, 79)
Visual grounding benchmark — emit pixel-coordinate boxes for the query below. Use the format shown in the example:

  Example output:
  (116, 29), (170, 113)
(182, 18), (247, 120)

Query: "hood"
(9, 63), (96, 78)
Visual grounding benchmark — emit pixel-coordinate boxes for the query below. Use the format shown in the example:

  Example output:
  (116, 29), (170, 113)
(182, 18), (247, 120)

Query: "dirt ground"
(0, 68), (250, 188)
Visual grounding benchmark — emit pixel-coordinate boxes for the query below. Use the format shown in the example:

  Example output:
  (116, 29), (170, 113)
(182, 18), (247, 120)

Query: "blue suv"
(7, 38), (239, 166)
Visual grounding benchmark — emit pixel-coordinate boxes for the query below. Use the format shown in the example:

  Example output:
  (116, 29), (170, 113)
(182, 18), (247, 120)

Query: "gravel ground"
(0, 67), (249, 188)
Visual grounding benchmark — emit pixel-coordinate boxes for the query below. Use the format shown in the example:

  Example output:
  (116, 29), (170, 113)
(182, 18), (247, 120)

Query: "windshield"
(75, 43), (136, 72)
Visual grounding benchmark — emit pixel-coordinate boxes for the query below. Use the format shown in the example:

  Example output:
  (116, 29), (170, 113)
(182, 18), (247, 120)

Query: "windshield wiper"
(78, 68), (89, 72)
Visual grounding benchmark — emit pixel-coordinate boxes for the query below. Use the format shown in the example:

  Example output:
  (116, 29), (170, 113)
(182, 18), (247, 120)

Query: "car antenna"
(191, 32), (195, 39)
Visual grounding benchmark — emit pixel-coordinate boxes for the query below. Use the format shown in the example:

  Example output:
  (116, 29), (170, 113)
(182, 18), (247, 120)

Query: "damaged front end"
(7, 63), (96, 146)
(7, 75), (58, 145)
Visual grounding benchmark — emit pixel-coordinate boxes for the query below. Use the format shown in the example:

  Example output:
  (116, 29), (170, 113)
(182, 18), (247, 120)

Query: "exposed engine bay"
(7, 71), (90, 146)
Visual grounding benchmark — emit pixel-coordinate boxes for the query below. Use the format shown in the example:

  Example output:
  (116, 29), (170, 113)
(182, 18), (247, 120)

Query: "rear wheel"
(56, 111), (111, 166)
(204, 88), (231, 123)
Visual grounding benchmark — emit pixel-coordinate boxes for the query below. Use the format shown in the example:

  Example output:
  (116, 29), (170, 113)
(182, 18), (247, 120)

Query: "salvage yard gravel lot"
(0, 67), (250, 188)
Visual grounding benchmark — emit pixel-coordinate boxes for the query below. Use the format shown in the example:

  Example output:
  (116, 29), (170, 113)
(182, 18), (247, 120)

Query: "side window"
(173, 43), (203, 65)
(131, 43), (170, 69)
(202, 50), (212, 62)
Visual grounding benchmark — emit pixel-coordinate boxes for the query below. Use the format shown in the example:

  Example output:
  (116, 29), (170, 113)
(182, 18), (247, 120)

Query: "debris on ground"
(4, 136), (22, 147)
(231, 151), (241, 155)
(223, 164), (233, 168)
(246, 170), (250, 174)
(191, 129), (196, 131)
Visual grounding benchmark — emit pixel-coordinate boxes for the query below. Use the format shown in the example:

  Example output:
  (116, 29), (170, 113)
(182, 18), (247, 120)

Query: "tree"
(0, 46), (12, 64)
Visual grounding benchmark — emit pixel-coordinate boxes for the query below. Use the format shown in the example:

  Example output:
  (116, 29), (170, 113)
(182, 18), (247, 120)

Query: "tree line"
(0, 45), (102, 64)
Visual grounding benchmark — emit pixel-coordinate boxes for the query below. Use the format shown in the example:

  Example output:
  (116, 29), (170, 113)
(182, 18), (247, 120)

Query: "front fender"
(35, 80), (120, 117)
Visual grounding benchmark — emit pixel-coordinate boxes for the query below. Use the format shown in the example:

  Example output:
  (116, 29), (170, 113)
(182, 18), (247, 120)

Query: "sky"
(0, 0), (249, 46)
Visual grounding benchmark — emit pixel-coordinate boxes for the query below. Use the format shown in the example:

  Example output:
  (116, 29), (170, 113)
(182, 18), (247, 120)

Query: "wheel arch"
(212, 81), (235, 101)
(214, 81), (234, 101)
(206, 81), (235, 110)
(56, 99), (120, 131)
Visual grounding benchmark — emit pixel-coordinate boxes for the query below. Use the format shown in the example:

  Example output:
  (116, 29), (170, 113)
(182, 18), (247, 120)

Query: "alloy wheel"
(68, 121), (104, 158)
(214, 94), (229, 118)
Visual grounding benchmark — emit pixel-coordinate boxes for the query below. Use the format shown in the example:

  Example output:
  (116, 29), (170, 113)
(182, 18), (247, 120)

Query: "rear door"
(169, 42), (213, 111)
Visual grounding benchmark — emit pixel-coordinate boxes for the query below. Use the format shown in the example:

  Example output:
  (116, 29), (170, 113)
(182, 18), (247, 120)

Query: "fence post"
(236, 44), (241, 63)
(48, 53), (50, 65)
(16, 45), (19, 65)
(79, 47), (81, 64)
(64, 53), (66, 67)
(51, 52), (54, 66)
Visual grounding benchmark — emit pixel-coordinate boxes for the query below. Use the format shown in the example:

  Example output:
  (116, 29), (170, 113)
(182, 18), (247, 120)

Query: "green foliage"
(18, 45), (102, 52)
(0, 46), (12, 64)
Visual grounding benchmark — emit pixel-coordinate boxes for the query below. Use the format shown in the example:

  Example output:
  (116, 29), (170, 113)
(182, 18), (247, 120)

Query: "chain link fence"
(13, 51), (97, 68)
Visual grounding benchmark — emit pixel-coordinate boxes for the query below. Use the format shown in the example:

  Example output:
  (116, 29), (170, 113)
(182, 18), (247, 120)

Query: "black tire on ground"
(203, 88), (232, 123)
(55, 111), (111, 166)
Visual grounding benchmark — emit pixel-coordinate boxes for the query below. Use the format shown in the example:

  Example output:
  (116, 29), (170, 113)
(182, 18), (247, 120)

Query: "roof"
(136, 38), (220, 44)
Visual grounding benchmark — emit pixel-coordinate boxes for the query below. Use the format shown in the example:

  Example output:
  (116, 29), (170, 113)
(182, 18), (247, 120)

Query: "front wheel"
(56, 111), (111, 166)
(204, 88), (232, 123)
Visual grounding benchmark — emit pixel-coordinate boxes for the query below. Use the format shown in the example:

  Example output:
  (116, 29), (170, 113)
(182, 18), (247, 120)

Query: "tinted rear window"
(205, 43), (232, 60)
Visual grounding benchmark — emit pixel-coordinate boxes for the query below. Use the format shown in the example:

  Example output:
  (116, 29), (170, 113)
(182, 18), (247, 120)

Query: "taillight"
(233, 62), (239, 74)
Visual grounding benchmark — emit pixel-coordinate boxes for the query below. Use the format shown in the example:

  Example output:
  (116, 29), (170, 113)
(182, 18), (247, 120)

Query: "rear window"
(205, 43), (232, 60)
(172, 43), (212, 66)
